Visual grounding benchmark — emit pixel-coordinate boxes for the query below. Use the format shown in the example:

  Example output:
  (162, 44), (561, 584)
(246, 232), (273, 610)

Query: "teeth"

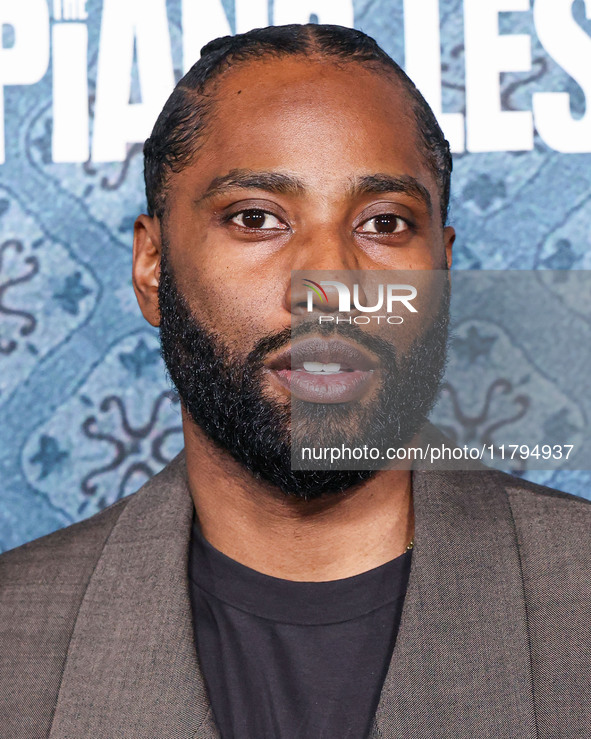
(303, 362), (342, 374)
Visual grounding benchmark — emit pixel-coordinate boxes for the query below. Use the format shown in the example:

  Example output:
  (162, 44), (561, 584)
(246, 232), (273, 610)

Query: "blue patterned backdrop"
(1, 0), (590, 552)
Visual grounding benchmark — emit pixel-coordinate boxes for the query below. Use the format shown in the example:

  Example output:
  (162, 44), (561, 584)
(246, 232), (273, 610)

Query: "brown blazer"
(1, 451), (591, 738)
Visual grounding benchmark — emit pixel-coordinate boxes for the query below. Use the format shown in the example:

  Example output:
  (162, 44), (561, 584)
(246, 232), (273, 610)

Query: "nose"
(283, 231), (369, 316)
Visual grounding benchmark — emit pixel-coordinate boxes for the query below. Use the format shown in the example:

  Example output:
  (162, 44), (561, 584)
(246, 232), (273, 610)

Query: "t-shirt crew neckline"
(189, 512), (412, 626)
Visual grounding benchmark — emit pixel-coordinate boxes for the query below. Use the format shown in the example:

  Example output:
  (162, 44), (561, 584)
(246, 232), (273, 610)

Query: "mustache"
(246, 319), (399, 369)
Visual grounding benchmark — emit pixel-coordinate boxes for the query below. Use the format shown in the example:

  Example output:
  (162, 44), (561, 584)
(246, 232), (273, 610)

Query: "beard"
(158, 245), (450, 501)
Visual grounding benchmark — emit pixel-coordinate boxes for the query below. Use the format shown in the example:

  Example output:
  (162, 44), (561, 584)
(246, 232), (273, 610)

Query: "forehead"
(173, 56), (435, 203)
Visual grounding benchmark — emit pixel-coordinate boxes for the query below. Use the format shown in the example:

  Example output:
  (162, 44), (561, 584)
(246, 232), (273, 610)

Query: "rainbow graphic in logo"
(302, 278), (328, 303)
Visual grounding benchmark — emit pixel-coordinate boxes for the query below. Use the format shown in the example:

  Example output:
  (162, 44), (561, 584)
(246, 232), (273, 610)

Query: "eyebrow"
(198, 169), (306, 201)
(347, 174), (433, 215)
(197, 168), (432, 215)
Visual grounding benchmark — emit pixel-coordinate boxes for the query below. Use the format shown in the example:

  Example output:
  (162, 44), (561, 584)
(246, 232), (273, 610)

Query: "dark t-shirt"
(188, 513), (412, 739)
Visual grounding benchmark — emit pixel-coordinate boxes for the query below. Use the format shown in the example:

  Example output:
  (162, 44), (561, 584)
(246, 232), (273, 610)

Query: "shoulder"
(0, 494), (131, 586)
(486, 469), (591, 598)
(0, 495), (133, 641)
(471, 468), (591, 557)
(491, 469), (591, 544)
(0, 496), (131, 644)
(0, 452), (189, 734)
(486, 472), (591, 726)
(0, 450), (188, 592)
(0, 496), (132, 734)
(441, 465), (591, 574)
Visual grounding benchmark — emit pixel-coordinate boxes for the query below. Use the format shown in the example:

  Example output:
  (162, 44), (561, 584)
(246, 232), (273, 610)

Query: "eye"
(228, 209), (286, 230)
(357, 214), (410, 235)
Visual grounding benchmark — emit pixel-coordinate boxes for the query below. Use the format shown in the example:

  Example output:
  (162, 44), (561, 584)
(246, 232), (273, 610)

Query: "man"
(1, 23), (590, 739)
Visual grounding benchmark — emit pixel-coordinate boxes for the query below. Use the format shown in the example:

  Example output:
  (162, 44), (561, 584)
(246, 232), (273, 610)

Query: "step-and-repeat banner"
(1, 0), (590, 551)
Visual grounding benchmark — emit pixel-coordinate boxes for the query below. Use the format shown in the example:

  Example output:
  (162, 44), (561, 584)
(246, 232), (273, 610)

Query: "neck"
(182, 411), (414, 582)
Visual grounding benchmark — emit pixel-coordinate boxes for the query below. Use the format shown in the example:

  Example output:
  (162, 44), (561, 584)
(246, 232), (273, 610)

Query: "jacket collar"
(50, 452), (536, 738)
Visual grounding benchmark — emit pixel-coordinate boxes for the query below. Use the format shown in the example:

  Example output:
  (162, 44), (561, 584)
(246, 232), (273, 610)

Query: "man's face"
(136, 57), (455, 498)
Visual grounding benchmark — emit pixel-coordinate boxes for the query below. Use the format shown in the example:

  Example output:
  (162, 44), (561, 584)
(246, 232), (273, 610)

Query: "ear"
(132, 214), (162, 327)
(443, 226), (455, 269)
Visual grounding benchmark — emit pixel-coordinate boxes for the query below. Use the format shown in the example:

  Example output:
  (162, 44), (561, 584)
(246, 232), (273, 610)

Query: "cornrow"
(143, 24), (452, 225)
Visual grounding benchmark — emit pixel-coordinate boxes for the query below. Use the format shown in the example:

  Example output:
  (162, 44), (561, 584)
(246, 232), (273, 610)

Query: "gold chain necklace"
(406, 537), (414, 551)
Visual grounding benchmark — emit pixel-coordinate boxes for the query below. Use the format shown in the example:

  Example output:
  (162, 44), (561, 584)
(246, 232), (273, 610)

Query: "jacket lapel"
(370, 468), (537, 738)
(49, 452), (220, 739)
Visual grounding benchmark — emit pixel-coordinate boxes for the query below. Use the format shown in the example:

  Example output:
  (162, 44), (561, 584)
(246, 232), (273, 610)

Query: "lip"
(266, 337), (379, 372)
(265, 337), (380, 403)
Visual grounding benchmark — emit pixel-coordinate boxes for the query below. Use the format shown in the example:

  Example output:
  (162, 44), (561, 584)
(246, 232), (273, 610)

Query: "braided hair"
(143, 24), (452, 225)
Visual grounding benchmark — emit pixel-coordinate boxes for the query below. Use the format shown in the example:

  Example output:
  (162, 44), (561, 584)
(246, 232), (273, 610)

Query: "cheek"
(175, 262), (286, 355)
